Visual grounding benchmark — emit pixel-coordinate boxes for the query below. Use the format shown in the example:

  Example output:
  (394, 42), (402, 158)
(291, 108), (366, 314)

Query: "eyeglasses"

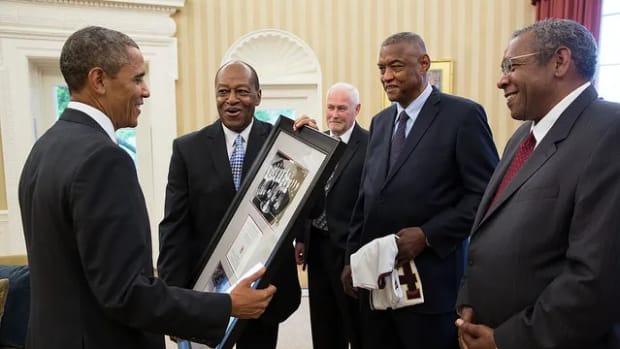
(500, 52), (540, 75)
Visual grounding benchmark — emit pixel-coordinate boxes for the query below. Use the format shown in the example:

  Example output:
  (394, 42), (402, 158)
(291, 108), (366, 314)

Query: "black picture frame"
(186, 116), (345, 349)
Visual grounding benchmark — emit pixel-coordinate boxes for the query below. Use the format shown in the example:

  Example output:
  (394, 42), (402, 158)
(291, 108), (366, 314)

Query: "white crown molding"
(10, 0), (184, 12)
(0, 0), (181, 41)
(223, 29), (322, 85)
(0, 0), (182, 256)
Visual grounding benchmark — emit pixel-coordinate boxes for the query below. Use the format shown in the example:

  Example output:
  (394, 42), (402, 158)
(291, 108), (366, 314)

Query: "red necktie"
(489, 131), (536, 208)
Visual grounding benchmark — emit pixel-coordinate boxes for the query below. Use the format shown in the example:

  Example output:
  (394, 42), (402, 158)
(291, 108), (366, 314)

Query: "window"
(54, 85), (137, 165)
(597, 1), (620, 102)
(254, 109), (295, 124)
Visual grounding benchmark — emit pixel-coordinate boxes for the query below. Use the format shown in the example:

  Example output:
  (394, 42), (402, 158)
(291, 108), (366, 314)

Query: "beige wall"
(0, 0), (535, 210)
(173, 0), (535, 151)
(0, 133), (6, 210)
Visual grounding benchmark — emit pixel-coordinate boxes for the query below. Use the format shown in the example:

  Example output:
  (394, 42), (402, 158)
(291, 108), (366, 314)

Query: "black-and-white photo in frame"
(186, 116), (344, 349)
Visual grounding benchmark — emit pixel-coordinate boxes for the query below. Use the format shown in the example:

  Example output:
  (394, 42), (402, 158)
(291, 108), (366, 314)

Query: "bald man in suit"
(158, 61), (301, 349)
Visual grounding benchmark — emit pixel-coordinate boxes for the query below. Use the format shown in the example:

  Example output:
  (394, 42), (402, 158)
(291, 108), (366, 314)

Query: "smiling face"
(378, 41), (429, 107)
(325, 87), (359, 136)
(497, 32), (557, 122)
(215, 63), (261, 132)
(101, 46), (150, 129)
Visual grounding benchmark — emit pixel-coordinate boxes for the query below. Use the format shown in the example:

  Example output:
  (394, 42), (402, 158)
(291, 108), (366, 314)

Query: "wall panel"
(0, 0), (536, 211)
(172, 0), (536, 152)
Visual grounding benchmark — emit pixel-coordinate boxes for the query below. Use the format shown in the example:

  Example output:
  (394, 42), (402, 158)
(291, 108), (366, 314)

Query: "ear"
(552, 46), (572, 77)
(87, 67), (106, 94)
(354, 103), (361, 115)
(255, 88), (262, 106)
(419, 54), (431, 73)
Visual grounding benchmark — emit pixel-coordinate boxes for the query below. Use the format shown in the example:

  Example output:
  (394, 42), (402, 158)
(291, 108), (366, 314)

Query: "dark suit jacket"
(458, 86), (620, 349)
(18, 109), (231, 349)
(297, 123), (369, 253)
(347, 87), (499, 314)
(158, 119), (301, 325)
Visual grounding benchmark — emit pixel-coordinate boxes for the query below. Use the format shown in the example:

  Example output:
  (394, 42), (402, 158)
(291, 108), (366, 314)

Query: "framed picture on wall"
(426, 59), (453, 94)
(185, 116), (345, 349)
(382, 59), (454, 107)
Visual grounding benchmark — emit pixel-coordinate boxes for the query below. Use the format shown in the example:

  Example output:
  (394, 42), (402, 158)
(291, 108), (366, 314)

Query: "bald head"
(215, 60), (260, 91)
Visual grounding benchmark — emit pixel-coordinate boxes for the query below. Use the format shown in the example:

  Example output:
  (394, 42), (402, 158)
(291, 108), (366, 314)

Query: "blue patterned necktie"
(389, 110), (409, 170)
(230, 134), (245, 191)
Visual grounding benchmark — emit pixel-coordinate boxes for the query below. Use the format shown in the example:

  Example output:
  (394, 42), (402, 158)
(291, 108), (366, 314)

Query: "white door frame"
(0, 0), (183, 258)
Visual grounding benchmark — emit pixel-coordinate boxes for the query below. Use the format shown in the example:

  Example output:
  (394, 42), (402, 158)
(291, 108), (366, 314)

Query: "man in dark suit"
(18, 26), (275, 349)
(455, 19), (620, 349)
(294, 82), (368, 349)
(158, 60), (301, 349)
(342, 32), (499, 349)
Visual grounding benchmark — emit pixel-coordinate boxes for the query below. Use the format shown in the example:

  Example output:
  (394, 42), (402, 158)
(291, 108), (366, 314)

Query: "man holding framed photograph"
(158, 60), (301, 349)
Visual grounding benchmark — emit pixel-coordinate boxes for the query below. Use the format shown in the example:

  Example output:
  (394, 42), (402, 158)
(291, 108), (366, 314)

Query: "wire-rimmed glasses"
(500, 52), (540, 75)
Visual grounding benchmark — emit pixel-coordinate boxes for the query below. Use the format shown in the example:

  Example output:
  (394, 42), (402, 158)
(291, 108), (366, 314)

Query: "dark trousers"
(360, 290), (458, 349)
(236, 319), (279, 349)
(307, 228), (362, 349)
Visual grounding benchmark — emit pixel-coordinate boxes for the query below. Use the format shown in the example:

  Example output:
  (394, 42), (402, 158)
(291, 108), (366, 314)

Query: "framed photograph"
(382, 59), (454, 107)
(187, 116), (345, 349)
(427, 59), (453, 94)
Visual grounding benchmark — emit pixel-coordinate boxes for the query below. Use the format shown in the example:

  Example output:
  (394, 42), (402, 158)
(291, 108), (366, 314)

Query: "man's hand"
(455, 308), (496, 349)
(293, 114), (318, 131)
(340, 265), (358, 299)
(456, 306), (475, 349)
(294, 242), (305, 265)
(395, 226), (427, 266)
(229, 267), (276, 319)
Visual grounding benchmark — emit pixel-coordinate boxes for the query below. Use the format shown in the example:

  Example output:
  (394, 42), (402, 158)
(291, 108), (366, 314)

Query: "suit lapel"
(330, 124), (362, 189)
(384, 88), (440, 184)
(60, 108), (114, 141)
(205, 119), (272, 191)
(242, 119), (271, 181)
(476, 85), (599, 230)
(374, 106), (396, 186)
(205, 121), (235, 190)
(475, 125), (530, 227)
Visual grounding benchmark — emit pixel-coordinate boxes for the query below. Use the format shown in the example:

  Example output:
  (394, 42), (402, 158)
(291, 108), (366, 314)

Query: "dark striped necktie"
(389, 110), (409, 170)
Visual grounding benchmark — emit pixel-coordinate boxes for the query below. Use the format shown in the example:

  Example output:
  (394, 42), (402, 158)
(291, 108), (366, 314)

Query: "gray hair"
(326, 82), (360, 106)
(382, 32), (427, 54)
(513, 19), (597, 80)
(60, 26), (139, 93)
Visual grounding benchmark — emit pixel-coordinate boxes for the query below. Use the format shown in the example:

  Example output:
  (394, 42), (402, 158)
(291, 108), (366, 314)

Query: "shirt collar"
(530, 81), (590, 147)
(66, 101), (117, 143)
(222, 118), (254, 148)
(330, 122), (356, 144)
(396, 83), (433, 118)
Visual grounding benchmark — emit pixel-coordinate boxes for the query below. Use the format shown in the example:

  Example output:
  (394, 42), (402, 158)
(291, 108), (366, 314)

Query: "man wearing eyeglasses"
(158, 61), (301, 348)
(456, 19), (620, 349)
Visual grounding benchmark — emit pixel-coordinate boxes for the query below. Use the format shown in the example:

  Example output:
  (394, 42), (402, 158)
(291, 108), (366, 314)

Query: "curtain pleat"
(531, 0), (602, 42)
